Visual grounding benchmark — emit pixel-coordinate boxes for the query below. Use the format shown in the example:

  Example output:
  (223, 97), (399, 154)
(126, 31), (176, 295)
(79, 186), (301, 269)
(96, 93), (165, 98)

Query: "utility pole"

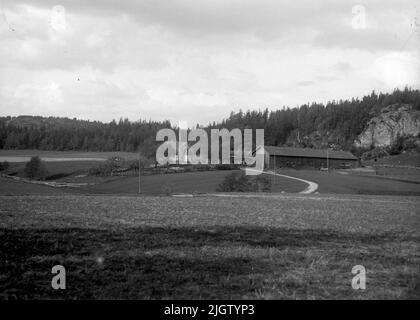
(273, 152), (276, 185)
(326, 148), (329, 171)
(138, 152), (141, 194)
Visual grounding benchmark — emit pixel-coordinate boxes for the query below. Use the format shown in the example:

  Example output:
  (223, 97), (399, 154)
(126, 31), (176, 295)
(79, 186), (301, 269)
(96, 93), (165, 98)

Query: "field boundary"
(0, 173), (91, 188)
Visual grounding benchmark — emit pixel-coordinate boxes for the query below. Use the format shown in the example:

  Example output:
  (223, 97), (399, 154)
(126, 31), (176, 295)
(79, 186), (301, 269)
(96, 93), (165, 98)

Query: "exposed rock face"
(355, 104), (420, 148)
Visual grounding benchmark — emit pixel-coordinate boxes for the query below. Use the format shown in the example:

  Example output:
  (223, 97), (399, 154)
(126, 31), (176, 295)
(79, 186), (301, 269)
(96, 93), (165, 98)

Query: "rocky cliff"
(355, 104), (420, 148)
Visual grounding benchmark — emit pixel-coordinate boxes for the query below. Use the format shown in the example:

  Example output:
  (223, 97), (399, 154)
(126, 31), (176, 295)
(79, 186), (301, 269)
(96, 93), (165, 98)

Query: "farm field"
(0, 177), (76, 195)
(363, 152), (420, 168)
(0, 194), (419, 299)
(347, 166), (420, 184)
(0, 170), (307, 196)
(0, 170), (306, 195)
(81, 170), (307, 195)
(0, 149), (419, 195)
(3, 160), (104, 180)
(0, 149), (138, 161)
(1, 152), (419, 299)
(275, 169), (420, 196)
(1, 167), (419, 196)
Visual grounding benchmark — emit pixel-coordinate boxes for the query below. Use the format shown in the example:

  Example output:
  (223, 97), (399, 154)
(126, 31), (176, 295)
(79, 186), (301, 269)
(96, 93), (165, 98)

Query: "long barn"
(256, 146), (359, 169)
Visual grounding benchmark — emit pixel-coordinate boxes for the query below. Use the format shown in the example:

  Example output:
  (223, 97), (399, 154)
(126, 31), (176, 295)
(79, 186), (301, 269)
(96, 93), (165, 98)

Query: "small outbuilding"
(256, 146), (358, 169)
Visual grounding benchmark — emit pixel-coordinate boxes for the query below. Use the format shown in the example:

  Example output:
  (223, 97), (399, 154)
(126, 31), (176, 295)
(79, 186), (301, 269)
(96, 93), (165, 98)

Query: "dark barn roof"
(261, 146), (358, 160)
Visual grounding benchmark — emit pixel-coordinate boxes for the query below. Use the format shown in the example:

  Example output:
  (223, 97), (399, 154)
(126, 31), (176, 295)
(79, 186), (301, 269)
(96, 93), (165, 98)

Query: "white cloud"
(371, 52), (420, 89)
(0, 0), (419, 125)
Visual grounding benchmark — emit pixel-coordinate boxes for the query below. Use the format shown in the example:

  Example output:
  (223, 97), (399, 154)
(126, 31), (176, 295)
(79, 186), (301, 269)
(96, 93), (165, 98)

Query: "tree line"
(0, 117), (171, 159)
(209, 87), (420, 152)
(1, 87), (419, 156)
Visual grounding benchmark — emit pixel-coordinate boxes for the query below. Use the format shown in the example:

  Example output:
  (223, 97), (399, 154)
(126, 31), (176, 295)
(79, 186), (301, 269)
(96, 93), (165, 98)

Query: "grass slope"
(3, 161), (103, 180)
(0, 194), (419, 299)
(81, 171), (306, 195)
(276, 169), (420, 195)
(363, 152), (420, 167)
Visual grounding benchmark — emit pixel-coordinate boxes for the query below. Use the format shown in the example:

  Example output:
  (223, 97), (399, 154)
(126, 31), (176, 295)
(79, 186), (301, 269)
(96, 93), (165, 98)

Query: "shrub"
(386, 135), (420, 155)
(183, 165), (193, 172)
(24, 156), (47, 180)
(361, 147), (388, 160)
(195, 164), (213, 171)
(0, 161), (9, 172)
(401, 136), (420, 152)
(127, 156), (153, 171)
(88, 158), (120, 176)
(217, 171), (253, 192)
(255, 174), (272, 192)
(388, 135), (405, 155)
(215, 164), (239, 170)
(45, 173), (71, 181)
(161, 184), (174, 195)
(217, 171), (272, 192)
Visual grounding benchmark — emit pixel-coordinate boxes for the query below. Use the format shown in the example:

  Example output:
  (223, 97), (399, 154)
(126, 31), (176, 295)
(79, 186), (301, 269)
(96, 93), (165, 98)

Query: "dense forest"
(0, 117), (171, 159)
(1, 87), (419, 157)
(210, 87), (420, 152)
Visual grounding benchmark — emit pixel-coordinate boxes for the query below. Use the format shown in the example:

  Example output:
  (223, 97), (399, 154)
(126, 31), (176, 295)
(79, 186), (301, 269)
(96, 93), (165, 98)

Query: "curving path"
(245, 168), (319, 194)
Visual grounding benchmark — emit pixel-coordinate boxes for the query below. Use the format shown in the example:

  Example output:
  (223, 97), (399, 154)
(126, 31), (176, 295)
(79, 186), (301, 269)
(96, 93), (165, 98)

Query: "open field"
(3, 161), (104, 180)
(276, 169), (420, 196)
(0, 150), (138, 162)
(1, 166), (419, 196)
(0, 177), (76, 195)
(81, 171), (307, 195)
(358, 152), (420, 183)
(363, 152), (420, 168)
(347, 166), (420, 184)
(1, 149), (419, 195)
(0, 194), (419, 299)
(0, 170), (306, 195)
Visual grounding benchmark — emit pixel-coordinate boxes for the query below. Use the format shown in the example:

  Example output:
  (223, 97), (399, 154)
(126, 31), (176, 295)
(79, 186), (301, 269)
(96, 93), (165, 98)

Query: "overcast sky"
(0, 0), (419, 126)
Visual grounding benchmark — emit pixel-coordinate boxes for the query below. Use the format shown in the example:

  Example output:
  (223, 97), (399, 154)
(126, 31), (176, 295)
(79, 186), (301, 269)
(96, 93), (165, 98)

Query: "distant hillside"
(1, 87), (420, 157)
(211, 87), (420, 153)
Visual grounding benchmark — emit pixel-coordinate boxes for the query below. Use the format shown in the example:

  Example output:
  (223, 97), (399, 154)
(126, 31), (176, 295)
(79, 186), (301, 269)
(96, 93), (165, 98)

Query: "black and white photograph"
(0, 0), (419, 308)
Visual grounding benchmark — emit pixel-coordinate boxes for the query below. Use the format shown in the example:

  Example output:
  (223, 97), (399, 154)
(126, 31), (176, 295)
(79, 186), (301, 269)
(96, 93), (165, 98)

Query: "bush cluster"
(88, 158), (121, 176)
(0, 161), (9, 172)
(217, 171), (271, 192)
